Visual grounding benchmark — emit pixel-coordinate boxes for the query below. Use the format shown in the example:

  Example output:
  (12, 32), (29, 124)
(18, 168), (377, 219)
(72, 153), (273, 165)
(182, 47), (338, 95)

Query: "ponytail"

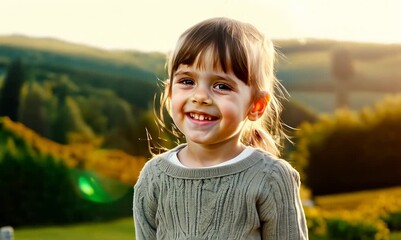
(242, 81), (288, 157)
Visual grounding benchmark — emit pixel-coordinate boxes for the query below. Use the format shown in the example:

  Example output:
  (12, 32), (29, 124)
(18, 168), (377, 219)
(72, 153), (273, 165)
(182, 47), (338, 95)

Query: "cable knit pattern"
(133, 145), (308, 239)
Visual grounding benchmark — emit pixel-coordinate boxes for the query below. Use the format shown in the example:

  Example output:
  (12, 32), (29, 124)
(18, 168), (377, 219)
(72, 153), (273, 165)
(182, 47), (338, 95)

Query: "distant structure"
(331, 47), (355, 108)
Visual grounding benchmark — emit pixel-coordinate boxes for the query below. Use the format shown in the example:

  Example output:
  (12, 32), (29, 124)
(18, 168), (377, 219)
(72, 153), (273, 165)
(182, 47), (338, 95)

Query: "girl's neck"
(177, 141), (246, 168)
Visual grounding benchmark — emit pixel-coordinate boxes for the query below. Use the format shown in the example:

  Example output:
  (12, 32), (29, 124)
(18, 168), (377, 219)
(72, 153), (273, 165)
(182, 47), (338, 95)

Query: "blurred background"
(1, 0), (401, 239)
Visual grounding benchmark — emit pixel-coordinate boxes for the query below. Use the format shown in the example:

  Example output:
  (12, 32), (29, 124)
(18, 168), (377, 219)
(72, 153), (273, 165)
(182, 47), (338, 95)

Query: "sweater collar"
(156, 144), (266, 179)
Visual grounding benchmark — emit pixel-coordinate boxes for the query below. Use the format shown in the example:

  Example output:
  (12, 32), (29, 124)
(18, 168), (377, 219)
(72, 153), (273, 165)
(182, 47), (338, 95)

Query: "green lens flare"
(78, 176), (95, 196)
(70, 169), (130, 203)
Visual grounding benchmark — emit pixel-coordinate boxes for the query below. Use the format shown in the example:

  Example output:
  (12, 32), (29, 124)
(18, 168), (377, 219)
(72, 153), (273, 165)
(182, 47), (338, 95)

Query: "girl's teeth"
(189, 113), (213, 121)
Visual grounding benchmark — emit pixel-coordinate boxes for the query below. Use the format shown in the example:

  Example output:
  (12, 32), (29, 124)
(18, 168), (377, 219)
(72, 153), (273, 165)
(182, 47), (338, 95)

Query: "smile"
(189, 112), (217, 121)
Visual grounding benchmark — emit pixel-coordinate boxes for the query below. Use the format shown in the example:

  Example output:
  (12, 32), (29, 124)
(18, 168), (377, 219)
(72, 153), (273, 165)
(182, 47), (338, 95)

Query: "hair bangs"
(169, 19), (250, 84)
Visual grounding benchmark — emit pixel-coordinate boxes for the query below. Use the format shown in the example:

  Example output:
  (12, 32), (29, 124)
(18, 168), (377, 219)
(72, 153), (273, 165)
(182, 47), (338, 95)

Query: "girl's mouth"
(188, 112), (217, 121)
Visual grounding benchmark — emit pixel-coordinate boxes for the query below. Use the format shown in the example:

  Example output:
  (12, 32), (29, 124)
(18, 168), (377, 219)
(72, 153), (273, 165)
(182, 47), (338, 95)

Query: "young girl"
(133, 17), (308, 239)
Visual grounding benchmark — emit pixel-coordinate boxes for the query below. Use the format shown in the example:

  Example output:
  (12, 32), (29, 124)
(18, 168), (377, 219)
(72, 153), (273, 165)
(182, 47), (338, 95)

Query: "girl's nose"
(191, 86), (212, 105)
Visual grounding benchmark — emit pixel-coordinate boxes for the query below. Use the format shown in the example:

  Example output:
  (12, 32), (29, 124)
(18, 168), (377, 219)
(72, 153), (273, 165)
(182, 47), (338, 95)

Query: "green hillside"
(0, 39), (165, 157)
(0, 35), (166, 111)
(0, 35), (167, 78)
(2, 35), (400, 93)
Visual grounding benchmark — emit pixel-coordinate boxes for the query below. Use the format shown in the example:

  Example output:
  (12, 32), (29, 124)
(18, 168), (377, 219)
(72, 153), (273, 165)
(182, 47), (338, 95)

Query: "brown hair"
(157, 17), (287, 157)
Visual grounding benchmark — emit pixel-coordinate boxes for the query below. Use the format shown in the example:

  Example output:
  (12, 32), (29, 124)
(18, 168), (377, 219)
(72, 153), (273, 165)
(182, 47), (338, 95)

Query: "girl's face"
(170, 51), (255, 148)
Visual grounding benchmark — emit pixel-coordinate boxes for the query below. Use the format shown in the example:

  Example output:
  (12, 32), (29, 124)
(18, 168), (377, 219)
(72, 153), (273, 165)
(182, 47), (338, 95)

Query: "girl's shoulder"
(253, 148), (301, 183)
(140, 145), (185, 173)
(253, 148), (293, 168)
(134, 149), (176, 189)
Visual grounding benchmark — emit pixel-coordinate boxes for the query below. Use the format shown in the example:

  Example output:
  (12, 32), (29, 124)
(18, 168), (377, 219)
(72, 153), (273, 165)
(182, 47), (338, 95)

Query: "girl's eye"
(179, 79), (194, 85)
(214, 83), (232, 91)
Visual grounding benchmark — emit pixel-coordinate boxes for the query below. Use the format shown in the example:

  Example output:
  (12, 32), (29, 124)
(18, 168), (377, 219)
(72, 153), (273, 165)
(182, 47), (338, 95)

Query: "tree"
(65, 97), (97, 145)
(331, 47), (354, 108)
(19, 82), (51, 137)
(51, 96), (96, 145)
(0, 59), (26, 121)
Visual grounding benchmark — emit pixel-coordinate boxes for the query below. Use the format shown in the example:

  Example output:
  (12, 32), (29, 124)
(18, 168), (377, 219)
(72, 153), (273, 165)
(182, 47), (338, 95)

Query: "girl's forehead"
(185, 48), (229, 73)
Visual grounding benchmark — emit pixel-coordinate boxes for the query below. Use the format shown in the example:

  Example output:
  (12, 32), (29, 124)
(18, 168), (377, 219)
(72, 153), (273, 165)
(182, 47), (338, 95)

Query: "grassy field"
(14, 217), (401, 240)
(14, 186), (401, 239)
(310, 232), (401, 240)
(15, 218), (134, 240)
(390, 232), (401, 240)
(14, 214), (401, 240)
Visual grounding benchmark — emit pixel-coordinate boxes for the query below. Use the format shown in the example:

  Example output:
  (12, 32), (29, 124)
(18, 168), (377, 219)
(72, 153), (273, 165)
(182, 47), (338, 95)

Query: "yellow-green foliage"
(1, 116), (146, 184)
(306, 188), (401, 239)
(292, 95), (401, 237)
(315, 187), (401, 211)
(290, 107), (360, 174)
(305, 207), (327, 236)
(291, 94), (401, 195)
(306, 206), (390, 240)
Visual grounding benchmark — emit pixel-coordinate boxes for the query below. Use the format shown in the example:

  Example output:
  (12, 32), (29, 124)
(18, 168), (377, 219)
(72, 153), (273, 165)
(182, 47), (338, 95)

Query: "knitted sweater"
(133, 145), (308, 239)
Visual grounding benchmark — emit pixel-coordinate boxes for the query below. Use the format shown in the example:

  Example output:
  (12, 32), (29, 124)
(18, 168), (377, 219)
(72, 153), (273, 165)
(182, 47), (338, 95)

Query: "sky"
(1, 0), (400, 52)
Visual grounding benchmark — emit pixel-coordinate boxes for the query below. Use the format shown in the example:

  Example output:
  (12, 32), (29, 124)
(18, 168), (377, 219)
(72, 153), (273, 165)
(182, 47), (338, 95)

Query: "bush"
(304, 207), (326, 237)
(383, 212), (401, 231)
(326, 218), (382, 240)
(0, 122), (133, 227)
(304, 192), (401, 239)
(291, 95), (401, 195)
(304, 205), (390, 240)
(365, 196), (401, 232)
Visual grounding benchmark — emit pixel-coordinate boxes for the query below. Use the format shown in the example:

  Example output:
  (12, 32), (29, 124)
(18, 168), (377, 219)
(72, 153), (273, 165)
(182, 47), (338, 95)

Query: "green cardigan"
(133, 145), (308, 239)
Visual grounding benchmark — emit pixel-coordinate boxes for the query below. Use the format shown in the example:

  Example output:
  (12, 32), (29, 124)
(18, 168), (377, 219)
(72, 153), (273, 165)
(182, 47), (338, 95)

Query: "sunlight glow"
(1, 0), (400, 52)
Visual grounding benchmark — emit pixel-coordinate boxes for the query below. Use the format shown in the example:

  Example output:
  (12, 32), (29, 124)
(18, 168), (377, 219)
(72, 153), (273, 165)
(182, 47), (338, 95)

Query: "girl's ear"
(248, 92), (270, 121)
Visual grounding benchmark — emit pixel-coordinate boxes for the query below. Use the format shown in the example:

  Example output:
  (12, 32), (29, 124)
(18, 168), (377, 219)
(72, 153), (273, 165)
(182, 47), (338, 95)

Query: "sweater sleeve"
(133, 161), (158, 240)
(258, 159), (308, 240)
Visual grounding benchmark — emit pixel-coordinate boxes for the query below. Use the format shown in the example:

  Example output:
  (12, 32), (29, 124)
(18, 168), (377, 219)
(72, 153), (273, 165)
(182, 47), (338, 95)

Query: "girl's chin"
(185, 135), (212, 144)
(185, 135), (240, 147)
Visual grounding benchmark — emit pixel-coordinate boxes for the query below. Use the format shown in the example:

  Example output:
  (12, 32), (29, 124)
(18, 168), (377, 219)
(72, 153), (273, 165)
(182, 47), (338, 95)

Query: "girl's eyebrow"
(213, 73), (233, 81)
(174, 69), (194, 77)
(212, 72), (240, 85)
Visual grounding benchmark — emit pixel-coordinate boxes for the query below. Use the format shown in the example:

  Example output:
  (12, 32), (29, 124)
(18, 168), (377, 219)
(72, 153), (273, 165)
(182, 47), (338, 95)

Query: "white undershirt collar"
(167, 146), (255, 169)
